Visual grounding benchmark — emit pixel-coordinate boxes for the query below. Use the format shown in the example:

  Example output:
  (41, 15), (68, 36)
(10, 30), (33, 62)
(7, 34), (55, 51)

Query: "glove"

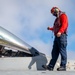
(47, 27), (50, 30)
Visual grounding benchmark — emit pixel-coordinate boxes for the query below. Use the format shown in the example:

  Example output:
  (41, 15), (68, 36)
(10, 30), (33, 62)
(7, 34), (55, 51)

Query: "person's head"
(51, 7), (61, 17)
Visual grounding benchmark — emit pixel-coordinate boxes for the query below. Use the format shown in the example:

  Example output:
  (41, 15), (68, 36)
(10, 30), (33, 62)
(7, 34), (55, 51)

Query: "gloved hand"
(47, 27), (50, 30)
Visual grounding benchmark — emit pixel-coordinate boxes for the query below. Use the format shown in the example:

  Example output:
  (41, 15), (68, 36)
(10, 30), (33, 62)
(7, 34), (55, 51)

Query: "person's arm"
(47, 27), (54, 31)
(58, 14), (68, 34)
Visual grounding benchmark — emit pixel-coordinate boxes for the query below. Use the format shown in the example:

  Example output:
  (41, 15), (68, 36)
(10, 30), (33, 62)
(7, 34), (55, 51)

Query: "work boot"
(57, 66), (66, 71)
(42, 65), (53, 71)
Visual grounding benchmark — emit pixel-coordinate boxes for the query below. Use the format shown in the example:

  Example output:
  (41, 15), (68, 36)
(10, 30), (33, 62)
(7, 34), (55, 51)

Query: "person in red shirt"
(42, 7), (68, 71)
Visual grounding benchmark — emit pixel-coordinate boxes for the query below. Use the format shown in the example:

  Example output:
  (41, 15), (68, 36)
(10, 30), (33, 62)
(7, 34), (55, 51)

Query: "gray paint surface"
(0, 71), (75, 75)
(0, 55), (75, 71)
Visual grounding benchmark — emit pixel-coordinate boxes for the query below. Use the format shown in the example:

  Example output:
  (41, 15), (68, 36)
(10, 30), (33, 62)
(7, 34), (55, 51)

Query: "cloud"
(0, 0), (74, 36)
(68, 34), (75, 45)
(27, 38), (52, 55)
(0, 0), (22, 35)
(0, 0), (75, 60)
(67, 50), (75, 60)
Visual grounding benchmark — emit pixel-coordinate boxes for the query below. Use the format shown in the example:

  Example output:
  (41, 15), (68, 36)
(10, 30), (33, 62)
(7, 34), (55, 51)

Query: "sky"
(0, 0), (75, 60)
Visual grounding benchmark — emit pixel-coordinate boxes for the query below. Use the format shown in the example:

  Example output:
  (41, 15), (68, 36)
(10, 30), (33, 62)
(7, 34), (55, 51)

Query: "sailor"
(42, 7), (68, 71)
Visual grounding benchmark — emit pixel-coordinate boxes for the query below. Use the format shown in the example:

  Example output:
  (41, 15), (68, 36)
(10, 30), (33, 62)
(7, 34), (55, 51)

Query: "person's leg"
(57, 34), (67, 71)
(48, 37), (60, 69)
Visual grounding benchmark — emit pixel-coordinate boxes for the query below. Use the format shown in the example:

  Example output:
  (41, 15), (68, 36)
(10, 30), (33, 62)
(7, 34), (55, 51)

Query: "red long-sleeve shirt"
(49, 13), (68, 35)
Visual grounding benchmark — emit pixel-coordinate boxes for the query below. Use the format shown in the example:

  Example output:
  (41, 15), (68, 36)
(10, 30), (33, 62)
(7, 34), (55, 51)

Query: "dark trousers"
(48, 34), (67, 69)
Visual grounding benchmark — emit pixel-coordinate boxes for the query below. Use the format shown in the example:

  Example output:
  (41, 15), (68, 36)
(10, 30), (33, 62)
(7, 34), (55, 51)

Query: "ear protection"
(54, 8), (59, 13)
(51, 7), (60, 14)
